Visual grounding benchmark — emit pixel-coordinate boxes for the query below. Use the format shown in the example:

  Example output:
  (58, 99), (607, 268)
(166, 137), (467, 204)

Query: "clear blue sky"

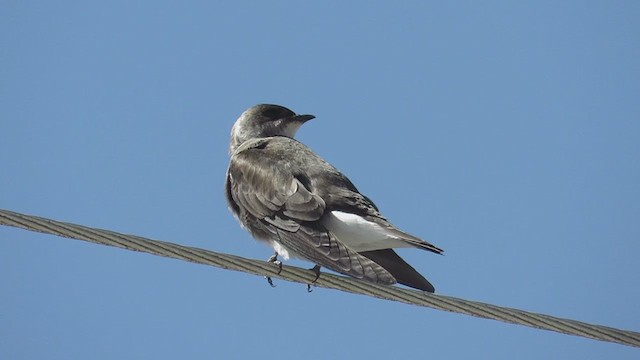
(2, 2), (639, 359)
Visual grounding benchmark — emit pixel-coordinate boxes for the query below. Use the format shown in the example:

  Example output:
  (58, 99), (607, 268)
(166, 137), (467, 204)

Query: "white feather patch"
(271, 240), (291, 260)
(322, 211), (411, 252)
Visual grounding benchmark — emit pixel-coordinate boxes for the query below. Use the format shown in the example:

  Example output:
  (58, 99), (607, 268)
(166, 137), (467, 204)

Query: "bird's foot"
(265, 253), (283, 288)
(307, 265), (322, 293)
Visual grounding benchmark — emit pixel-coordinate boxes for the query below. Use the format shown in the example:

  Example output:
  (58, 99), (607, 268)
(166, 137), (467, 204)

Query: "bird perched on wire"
(225, 104), (443, 292)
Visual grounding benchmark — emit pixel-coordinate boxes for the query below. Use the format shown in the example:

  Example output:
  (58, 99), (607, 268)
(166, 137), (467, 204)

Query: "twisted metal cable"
(1, 208), (638, 348)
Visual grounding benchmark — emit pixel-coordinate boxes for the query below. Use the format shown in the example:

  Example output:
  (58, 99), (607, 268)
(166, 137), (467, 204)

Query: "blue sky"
(2, 1), (639, 359)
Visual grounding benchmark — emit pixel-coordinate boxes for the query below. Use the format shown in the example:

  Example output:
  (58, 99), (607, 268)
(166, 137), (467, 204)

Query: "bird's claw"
(265, 253), (283, 288)
(307, 265), (321, 293)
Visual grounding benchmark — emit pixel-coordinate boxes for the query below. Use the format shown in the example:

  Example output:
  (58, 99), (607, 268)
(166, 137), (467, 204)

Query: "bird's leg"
(307, 265), (322, 293)
(265, 252), (282, 288)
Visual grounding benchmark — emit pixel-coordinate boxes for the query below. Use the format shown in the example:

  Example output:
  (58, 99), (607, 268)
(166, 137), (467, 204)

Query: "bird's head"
(229, 104), (315, 153)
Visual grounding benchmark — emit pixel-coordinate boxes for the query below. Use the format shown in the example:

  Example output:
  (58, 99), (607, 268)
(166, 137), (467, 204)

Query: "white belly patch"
(322, 211), (410, 252)
(271, 240), (292, 260)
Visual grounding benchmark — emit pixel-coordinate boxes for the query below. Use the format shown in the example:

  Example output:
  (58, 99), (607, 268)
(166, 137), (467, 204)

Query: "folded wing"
(226, 138), (396, 285)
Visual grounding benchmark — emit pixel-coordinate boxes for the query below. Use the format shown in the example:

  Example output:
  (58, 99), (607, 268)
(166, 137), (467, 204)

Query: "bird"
(225, 104), (443, 292)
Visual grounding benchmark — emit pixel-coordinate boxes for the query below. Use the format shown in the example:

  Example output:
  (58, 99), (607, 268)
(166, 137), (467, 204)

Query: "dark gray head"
(230, 104), (315, 153)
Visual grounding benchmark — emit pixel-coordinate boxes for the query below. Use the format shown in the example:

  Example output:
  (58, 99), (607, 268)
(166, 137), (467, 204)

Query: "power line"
(1, 208), (639, 348)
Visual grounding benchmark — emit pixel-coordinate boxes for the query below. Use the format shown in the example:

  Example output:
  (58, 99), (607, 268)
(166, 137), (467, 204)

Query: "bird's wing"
(227, 138), (396, 285)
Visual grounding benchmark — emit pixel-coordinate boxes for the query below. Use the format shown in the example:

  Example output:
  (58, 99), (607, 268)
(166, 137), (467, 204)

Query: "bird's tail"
(359, 249), (436, 293)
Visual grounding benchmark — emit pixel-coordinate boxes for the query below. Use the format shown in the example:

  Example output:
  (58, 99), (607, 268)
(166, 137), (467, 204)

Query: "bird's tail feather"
(359, 249), (436, 293)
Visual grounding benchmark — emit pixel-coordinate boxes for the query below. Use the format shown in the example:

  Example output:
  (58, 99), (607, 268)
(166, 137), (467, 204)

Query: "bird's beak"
(290, 114), (315, 122)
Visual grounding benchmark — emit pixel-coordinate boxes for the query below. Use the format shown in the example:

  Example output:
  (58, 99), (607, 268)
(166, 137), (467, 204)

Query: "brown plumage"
(226, 104), (442, 292)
